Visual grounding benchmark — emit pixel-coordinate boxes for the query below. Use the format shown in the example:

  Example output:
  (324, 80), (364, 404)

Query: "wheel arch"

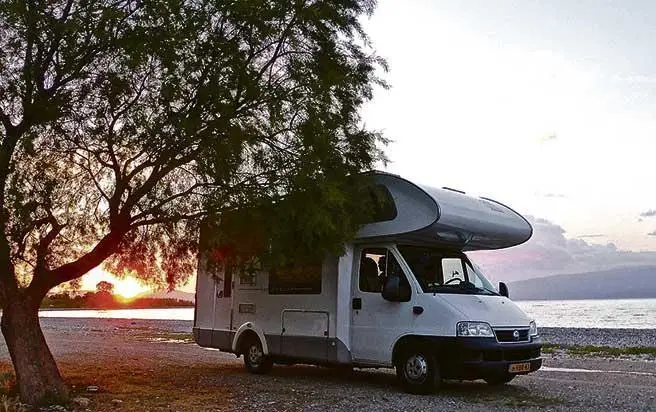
(391, 334), (440, 366)
(232, 323), (269, 355)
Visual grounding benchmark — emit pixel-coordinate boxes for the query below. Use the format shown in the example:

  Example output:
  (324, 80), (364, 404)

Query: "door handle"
(352, 298), (362, 310)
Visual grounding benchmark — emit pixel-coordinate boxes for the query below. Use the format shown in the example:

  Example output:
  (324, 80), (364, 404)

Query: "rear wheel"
(396, 345), (440, 394)
(484, 374), (516, 386)
(243, 337), (273, 374)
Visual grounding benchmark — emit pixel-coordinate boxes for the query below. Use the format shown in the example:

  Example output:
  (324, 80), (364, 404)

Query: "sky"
(359, 0), (656, 280)
(80, 0), (656, 292)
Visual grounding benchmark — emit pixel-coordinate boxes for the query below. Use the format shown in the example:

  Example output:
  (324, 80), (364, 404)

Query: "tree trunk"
(1, 297), (68, 406)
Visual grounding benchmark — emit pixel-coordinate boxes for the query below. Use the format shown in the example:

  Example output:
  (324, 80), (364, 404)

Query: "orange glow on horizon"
(113, 277), (147, 299)
(80, 267), (150, 299)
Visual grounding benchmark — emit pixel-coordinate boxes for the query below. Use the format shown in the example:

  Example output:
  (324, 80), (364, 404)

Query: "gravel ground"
(0, 318), (654, 411)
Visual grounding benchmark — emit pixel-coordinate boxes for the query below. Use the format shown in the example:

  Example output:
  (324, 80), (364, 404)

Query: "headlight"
(456, 321), (494, 337)
(529, 320), (538, 336)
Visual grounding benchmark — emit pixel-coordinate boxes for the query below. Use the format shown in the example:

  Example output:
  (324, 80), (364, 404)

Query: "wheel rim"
(404, 353), (428, 383)
(248, 344), (263, 366)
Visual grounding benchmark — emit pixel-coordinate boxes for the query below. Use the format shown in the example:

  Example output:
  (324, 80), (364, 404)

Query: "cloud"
(577, 234), (605, 238)
(469, 216), (656, 283)
(640, 209), (656, 217)
(648, 231), (656, 236)
(538, 133), (557, 143)
(544, 193), (566, 198)
(611, 74), (656, 85)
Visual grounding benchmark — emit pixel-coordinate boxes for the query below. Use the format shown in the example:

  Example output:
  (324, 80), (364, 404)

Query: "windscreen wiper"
(459, 281), (498, 295)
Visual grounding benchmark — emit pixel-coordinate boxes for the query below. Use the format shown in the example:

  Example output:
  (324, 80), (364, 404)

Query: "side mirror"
(499, 282), (509, 298)
(382, 276), (401, 301)
(382, 276), (411, 302)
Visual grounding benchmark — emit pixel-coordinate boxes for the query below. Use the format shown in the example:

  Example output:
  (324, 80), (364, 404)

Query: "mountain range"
(132, 267), (656, 302)
(508, 266), (656, 300)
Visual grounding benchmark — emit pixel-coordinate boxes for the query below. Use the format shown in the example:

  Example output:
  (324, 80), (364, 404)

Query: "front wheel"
(484, 374), (516, 386)
(243, 337), (273, 374)
(396, 346), (440, 394)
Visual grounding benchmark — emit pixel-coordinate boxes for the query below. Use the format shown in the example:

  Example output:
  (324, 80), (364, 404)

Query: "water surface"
(38, 298), (656, 329)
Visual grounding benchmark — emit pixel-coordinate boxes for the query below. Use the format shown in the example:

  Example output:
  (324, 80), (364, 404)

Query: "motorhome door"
(350, 247), (414, 364)
(213, 266), (233, 331)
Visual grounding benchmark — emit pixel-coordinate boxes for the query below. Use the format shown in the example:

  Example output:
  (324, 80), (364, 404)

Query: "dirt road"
(0, 318), (654, 411)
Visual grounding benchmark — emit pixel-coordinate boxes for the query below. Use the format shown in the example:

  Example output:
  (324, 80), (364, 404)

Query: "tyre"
(242, 336), (273, 374)
(484, 374), (516, 386)
(396, 345), (440, 394)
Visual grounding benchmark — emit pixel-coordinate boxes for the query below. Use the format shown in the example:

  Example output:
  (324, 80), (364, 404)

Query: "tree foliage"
(0, 0), (387, 296)
(95, 280), (114, 294)
(0, 0), (387, 404)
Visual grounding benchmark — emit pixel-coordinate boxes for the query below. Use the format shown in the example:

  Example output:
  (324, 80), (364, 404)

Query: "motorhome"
(193, 172), (542, 393)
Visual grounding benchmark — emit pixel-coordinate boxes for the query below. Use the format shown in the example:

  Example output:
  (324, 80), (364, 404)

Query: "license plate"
(508, 362), (531, 373)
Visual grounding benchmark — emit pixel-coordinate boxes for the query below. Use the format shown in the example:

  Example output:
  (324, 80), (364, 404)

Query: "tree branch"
(68, 152), (111, 203)
(0, 109), (13, 132)
(132, 211), (208, 227)
(34, 214), (64, 273)
(37, 0), (75, 93)
(129, 182), (209, 223)
(30, 225), (128, 298)
(122, 147), (201, 212)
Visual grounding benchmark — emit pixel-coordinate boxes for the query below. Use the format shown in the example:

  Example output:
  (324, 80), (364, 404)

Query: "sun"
(81, 267), (150, 300)
(113, 277), (148, 299)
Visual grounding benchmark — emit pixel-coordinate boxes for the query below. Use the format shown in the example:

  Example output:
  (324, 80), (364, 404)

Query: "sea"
(38, 298), (656, 329)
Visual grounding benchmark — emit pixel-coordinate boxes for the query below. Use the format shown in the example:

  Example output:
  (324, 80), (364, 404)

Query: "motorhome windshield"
(397, 245), (498, 296)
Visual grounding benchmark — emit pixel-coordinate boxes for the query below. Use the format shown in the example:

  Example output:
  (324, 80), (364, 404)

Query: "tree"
(0, 0), (386, 405)
(95, 280), (114, 295)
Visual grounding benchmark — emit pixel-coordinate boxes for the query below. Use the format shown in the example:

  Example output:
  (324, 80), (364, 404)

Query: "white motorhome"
(193, 172), (542, 393)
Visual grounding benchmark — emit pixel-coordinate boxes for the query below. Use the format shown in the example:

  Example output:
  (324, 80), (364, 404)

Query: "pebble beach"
(0, 318), (652, 411)
(540, 327), (656, 348)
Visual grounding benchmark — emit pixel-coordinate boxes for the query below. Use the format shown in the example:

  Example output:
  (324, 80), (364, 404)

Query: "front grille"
(504, 348), (541, 361)
(494, 328), (530, 343)
(482, 348), (541, 362)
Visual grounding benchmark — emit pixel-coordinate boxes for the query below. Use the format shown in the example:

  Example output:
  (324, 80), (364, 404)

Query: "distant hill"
(145, 290), (195, 302)
(508, 266), (656, 300)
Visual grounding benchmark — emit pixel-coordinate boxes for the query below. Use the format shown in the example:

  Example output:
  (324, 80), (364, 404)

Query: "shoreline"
(38, 306), (192, 311)
(33, 317), (656, 350)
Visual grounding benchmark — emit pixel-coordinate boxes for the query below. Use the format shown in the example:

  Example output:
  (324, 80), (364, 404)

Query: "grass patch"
(541, 344), (558, 354)
(543, 343), (656, 358)
(567, 345), (656, 357)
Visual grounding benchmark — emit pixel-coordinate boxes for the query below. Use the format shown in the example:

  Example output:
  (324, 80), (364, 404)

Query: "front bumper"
(438, 335), (543, 380)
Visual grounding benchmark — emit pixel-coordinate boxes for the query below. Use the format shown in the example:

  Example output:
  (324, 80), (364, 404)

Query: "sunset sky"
(80, 268), (151, 298)
(80, 0), (656, 292)
(361, 0), (656, 280)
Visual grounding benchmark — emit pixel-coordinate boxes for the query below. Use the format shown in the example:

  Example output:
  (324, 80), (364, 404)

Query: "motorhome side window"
(268, 261), (322, 295)
(359, 248), (407, 293)
(362, 184), (398, 223)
